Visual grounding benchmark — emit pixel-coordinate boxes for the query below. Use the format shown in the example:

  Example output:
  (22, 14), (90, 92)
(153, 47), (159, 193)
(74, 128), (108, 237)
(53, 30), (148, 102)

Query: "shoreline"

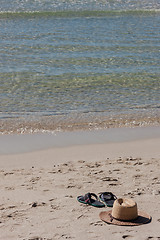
(0, 134), (160, 170)
(1, 109), (160, 135)
(1, 125), (160, 155)
(0, 137), (160, 170)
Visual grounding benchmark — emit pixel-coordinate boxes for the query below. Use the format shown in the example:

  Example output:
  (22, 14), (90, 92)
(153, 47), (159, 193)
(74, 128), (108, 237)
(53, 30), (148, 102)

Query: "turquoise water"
(0, 1), (160, 133)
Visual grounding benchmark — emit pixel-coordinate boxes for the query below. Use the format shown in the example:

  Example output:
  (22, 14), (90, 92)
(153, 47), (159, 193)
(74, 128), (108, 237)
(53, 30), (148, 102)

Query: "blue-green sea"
(0, 0), (160, 134)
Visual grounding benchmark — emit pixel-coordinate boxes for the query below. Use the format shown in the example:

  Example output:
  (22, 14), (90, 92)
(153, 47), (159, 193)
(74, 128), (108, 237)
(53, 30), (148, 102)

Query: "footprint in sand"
(146, 237), (160, 240)
(90, 220), (104, 226)
(28, 238), (44, 240)
(5, 186), (15, 190)
(122, 235), (134, 239)
(100, 176), (118, 182)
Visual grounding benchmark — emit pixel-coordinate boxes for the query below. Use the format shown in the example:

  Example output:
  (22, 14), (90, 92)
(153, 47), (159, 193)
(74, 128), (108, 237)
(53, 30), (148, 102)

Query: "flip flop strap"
(84, 193), (98, 204)
(100, 192), (117, 201)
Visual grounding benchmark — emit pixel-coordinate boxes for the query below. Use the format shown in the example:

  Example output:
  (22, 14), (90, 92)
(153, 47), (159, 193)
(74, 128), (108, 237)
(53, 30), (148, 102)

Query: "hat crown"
(112, 198), (138, 221)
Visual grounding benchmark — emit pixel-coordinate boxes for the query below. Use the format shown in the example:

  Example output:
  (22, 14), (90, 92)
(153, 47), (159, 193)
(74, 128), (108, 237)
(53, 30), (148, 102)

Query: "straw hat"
(99, 198), (151, 226)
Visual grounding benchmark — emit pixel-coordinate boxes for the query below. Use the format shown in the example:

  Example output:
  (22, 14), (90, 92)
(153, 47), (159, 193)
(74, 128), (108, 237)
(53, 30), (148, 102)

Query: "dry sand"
(0, 127), (160, 240)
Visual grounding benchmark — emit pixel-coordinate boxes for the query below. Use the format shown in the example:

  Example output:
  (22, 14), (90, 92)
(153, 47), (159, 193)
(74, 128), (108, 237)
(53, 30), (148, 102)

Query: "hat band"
(109, 213), (138, 223)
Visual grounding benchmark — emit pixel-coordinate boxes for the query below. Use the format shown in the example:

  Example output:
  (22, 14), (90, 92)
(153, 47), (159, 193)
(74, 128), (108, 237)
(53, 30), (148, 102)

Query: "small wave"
(0, 110), (160, 135)
(0, 9), (160, 18)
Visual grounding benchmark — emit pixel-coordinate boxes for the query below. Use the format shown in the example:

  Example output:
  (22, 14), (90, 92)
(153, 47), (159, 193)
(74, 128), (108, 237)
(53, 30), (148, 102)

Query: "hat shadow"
(134, 215), (152, 225)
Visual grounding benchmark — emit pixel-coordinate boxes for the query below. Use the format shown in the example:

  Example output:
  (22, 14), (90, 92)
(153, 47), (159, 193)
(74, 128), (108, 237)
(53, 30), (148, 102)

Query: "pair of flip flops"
(77, 192), (117, 208)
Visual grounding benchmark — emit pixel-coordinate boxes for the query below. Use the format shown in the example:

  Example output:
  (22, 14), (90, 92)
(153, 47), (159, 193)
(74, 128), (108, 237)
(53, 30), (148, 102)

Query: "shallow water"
(0, 1), (160, 133)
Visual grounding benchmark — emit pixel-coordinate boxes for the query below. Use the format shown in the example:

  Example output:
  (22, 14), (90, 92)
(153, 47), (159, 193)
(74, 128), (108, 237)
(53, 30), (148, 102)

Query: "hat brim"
(99, 210), (151, 226)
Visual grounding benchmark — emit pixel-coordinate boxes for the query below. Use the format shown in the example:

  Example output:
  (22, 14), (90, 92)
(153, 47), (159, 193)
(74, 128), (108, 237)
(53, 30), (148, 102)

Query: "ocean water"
(0, 0), (160, 134)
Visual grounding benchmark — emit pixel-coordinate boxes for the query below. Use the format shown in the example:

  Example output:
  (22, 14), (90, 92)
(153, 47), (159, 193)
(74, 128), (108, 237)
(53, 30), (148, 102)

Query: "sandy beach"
(0, 127), (160, 240)
(1, 1), (160, 239)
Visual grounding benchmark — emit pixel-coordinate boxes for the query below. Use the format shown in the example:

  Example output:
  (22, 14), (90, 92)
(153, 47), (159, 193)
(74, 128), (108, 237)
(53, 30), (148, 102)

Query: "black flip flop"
(99, 192), (117, 207)
(77, 192), (105, 208)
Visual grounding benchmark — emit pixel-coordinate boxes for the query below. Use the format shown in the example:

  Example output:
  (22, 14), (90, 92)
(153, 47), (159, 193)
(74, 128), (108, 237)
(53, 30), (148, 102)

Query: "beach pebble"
(152, 190), (160, 195)
(31, 202), (38, 207)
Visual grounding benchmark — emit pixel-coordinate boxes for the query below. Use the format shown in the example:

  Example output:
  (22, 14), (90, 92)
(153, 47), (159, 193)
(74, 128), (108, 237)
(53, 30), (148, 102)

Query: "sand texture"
(0, 132), (160, 240)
